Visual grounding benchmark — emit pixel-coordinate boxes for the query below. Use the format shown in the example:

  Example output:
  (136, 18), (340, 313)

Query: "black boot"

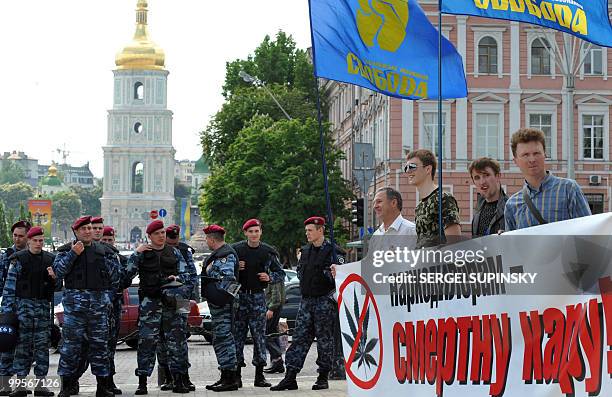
(95, 377), (113, 397)
(254, 366), (271, 387)
(184, 372), (195, 392)
(159, 367), (173, 391)
(209, 370), (238, 392)
(171, 374), (189, 394)
(235, 366), (242, 389)
(312, 371), (329, 390)
(263, 359), (285, 374)
(205, 371), (223, 391)
(270, 369), (298, 391)
(57, 377), (71, 397)
(107, 376), (121, 395)
(134, 376), (147, 395)
(68, 379), (78, 396)
(33, 377), (54, 397)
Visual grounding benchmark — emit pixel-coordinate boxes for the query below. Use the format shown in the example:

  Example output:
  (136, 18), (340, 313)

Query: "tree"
(0, 182), (35, 212)
(0, 160), (25, 185)
(70, 181), (102, 216)
(200, 116), (352, 263)
(52, 191), (82, 238)
(0, 201), (10, 247)
(201, 31), (326, 166)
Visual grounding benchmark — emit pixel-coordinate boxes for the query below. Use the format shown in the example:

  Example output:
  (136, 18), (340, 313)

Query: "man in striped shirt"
(504, 128), (591, 231)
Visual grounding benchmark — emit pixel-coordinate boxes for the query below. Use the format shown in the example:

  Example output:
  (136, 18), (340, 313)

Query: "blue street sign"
(359, 227), (364, 239)
(158, 208), (167, 218)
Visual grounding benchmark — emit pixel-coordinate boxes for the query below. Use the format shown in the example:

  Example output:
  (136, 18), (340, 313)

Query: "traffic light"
(351, 198), (364, 227)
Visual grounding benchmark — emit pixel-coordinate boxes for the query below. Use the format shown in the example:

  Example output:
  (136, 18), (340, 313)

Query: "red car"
(54, 285), (203, 349)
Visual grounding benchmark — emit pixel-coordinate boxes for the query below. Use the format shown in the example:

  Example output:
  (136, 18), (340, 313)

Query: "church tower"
(101, 0), (175, 242)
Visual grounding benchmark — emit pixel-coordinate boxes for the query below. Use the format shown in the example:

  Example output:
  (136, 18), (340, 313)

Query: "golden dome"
(48, 163), (58, 177)
(115, 0), (165, 71)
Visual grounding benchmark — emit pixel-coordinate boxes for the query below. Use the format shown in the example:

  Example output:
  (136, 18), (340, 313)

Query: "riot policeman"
(52, 216), (120, 397)
(1, 227), (56, 397)
(99, 226), (128, 395)
(231, 218), (284, 388)
(124, 220), (192, 395)
(271, 216), (345, 391)
(0, 221), (31, 396)
(202, 225), (240, 392)
(156, 224), (197, 392)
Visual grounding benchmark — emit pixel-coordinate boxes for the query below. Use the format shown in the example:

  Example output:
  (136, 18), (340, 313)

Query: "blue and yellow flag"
(180, 198), (191, 240)
(309, 0), (467, 99)
(441, 0), (612, 48)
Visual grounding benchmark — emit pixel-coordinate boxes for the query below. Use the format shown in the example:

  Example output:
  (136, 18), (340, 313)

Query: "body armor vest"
(139, 245), (178, 298)
(14, 250), (55, 300)
(64, 242), (110, 291)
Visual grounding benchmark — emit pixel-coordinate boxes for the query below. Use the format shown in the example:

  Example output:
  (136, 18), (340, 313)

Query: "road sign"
(150, 210), (158, 219)
(159, 208), (167, 218)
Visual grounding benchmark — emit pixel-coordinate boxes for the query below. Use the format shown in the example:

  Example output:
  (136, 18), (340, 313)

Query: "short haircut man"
(504, 128), (591, 231)
(468, 157), (507, 237)
(372, 187), (415, 236)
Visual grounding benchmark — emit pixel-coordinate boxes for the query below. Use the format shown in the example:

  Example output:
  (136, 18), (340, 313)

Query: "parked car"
(54, 284), (203, 350)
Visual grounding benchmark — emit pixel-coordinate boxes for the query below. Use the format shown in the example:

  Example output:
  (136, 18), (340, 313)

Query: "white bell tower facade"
(101, 0), (175, 242)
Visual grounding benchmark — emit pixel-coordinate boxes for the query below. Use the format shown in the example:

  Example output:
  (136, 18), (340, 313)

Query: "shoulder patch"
(338, 257), (345, 264)
(220, 258), (227, 263)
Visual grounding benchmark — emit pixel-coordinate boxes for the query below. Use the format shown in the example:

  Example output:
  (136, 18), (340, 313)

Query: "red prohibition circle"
(338, 273), (384, 390)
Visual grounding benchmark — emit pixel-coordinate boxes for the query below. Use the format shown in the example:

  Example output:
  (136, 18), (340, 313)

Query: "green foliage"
(0, 160), (25, 185)
(202, 31), (325, 166)
(200, 116), (352, 262)
(52, 191), (82, 234)
(0, 201), (10, 247)
(70, 182), (102, 216)
(0, 182), (35, 212)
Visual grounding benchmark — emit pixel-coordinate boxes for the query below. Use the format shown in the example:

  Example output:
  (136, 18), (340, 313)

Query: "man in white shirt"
(372, 187), (416, 236)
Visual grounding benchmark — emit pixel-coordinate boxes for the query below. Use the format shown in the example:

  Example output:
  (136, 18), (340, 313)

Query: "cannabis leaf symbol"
(341, 288), (378, 370)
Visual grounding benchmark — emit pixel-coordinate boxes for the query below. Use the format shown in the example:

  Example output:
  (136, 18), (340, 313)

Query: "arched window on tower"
(134, 82), (144, 100)
(478, 36), (498, 74)
(132, 162), (144, 193)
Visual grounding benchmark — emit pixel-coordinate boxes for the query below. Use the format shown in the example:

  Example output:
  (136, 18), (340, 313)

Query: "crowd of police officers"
(0, 214), (345, 395)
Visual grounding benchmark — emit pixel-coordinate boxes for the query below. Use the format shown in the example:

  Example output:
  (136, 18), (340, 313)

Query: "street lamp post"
(238, 70), (292, 120)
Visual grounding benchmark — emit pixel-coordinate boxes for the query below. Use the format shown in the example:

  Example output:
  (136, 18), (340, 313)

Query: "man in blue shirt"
(505, 128), (591, 231)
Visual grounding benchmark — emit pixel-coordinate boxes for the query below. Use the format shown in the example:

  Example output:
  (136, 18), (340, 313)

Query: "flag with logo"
(308, 0), (468, 100)
(441, 0), (612, 48)
(180, 198), (191, 240)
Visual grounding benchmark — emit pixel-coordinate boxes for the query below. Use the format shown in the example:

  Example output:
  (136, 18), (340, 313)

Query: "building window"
(422, 112), (446, 156)
(585, 193), (604, 214)
(132, 162), (144, 193)
(475, 113), (500, 158)
(134, 82), (144, 100)
(478, 37), (498, 74)
(582, 115), (604, 159)
(531, 38), (551, 75)
(528, 113), (553, 158)
(584, 45), (603, 75)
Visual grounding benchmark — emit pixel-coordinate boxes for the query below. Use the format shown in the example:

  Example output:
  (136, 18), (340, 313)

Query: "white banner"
(336, 213), (612, 397)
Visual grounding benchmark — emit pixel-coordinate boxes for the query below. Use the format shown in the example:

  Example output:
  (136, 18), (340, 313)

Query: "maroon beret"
(11, 220), (32, 232)
(203, 224), (225, 235)
(166, 224), (180, 238)
(26, 227), (44, 239)
(146, 220), (165, 235)
(242, 218), (262, 231)
(102, 226), (115, 237)
(72, 216), (92, 230)
(91, 217), (104, 225)
(304, 216), (326, 226)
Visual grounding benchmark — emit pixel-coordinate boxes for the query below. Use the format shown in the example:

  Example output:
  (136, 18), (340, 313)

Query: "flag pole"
(313, 77), (338, 261)
(437, 4), (445, 244)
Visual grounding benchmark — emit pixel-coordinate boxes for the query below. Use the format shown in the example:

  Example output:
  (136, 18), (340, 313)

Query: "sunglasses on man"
(404, 162), (423, 172)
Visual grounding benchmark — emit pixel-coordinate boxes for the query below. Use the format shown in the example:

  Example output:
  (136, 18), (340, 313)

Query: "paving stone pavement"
(44, 336), (348, 396)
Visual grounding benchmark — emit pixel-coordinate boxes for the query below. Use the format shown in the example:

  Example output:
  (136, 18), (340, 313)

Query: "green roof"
(194, 155), (210, 174)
